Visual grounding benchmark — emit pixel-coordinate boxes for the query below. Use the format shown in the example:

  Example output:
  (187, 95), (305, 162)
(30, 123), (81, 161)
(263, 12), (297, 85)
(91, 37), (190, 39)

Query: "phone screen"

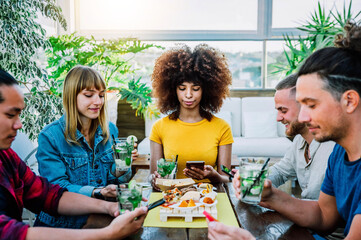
(186, 161), (205, 170)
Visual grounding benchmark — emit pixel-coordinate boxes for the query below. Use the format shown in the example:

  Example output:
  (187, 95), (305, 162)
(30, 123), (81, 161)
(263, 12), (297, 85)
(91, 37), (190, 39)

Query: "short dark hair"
(0, 69), (18, 103)
(151, 44), (232, 121)
(275, 74), (298, 96)
(298, 21), (361, 100)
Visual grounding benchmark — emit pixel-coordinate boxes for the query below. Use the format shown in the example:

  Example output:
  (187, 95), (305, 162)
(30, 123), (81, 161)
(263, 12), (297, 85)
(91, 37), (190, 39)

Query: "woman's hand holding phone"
(184, 162), (217, 180)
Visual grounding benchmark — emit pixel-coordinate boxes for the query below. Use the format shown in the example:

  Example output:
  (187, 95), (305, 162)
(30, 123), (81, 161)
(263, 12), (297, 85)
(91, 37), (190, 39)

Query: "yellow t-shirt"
(150, 116), (234, 179)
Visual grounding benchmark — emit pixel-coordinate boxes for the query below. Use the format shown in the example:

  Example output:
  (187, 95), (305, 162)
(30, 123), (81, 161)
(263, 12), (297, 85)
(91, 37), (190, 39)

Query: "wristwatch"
(93, 187), (105, 200)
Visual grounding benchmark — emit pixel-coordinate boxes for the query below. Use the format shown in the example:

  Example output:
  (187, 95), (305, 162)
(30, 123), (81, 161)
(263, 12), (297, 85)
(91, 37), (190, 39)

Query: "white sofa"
(138, 97), (292, 157)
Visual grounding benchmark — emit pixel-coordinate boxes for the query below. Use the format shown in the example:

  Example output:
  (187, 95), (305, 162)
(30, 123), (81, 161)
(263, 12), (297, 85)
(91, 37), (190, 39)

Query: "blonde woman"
(34, 65), (137, 228)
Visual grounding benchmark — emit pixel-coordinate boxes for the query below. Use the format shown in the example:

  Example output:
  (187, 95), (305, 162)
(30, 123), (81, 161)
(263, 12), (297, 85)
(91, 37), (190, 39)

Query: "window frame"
(61, 0), (307, 90)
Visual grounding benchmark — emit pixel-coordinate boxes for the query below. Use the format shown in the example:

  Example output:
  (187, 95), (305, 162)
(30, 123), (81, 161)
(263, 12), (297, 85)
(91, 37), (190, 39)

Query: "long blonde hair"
(63, 65), (109, 145)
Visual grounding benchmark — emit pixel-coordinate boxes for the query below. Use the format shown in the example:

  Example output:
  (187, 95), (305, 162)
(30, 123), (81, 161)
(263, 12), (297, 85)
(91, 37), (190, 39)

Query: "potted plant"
(46, 33), (162, 122)
(271, 0), (361, 76)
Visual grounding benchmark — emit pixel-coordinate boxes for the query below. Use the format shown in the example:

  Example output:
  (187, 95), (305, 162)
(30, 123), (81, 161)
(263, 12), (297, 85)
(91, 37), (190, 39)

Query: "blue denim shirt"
(35, 115), (131, 228)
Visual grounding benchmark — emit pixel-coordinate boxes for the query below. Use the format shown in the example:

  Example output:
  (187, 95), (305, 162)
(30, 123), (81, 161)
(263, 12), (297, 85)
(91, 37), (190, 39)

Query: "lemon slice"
(127, 135), (138, 144)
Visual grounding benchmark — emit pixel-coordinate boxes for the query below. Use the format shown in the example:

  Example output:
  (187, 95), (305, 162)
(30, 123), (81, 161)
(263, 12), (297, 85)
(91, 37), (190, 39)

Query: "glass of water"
(114, 137), (133, 171)
(239, 160), (269, 204)
(157, 157), (177, 179)
(116, 183), (142, 214)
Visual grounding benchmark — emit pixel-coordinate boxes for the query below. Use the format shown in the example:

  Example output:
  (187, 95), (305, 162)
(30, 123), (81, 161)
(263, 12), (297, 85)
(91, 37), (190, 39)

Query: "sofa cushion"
(243, 111), (278, 138)
(232, 137), (292, 157)
(217, 98), (241, 137)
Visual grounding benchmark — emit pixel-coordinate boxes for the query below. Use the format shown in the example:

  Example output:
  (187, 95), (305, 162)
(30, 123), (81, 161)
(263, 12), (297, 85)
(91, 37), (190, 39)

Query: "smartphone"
(186, 161), (205, 170)
(148, 198), (165, 211)
(221, 165), (234, 179)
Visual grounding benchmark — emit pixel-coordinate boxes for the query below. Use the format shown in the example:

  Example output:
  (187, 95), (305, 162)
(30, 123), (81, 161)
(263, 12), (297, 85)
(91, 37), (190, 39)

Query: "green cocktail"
(117, 182), (142, 214)
(157, 158), (177, 178)
(239, 162), (268, 204)
(114, 137), (135, 171)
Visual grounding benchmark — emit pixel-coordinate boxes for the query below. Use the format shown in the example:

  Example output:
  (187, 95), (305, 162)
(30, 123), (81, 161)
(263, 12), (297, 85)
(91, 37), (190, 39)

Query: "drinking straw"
(242, 157), (271, 199)
(174, 155), (178, 178)
(203, 210), (218, 222)
(112, 135), (119, 159)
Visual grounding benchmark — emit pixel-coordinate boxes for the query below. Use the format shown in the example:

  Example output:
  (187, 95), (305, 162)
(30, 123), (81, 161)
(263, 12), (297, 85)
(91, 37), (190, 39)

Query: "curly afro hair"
(151, 44), (232, 121)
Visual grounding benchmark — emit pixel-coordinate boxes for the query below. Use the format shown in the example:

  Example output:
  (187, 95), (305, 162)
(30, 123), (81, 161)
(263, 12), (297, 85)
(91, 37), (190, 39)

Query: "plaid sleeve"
(17, 153), (67, 216)
(0, 215), (28, 240)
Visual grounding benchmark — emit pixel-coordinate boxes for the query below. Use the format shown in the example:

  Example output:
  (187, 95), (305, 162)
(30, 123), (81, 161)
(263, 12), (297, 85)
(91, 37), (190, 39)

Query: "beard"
(286, 120), (308, 137)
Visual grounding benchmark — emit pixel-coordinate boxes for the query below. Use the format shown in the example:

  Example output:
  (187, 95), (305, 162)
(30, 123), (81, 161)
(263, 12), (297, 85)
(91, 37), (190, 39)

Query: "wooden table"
(84, 172), (314, 240)
(225, 182), (314, 240)
(131, 154), (151, 173)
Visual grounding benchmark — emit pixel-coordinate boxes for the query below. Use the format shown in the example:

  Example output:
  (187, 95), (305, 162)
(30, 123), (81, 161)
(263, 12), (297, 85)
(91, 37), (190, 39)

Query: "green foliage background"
(0, 1), (161, 141)
(272, 1), (361, 76)
(46, 33), (163, 117)
(0, 0), (66, 140)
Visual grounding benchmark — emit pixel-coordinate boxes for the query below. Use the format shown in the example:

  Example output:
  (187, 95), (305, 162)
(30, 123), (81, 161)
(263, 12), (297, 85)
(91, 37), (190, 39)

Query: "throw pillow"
(243, 111), (278, 138)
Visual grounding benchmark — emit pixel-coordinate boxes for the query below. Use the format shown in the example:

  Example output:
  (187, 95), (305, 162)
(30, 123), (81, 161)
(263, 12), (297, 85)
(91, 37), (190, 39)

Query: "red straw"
(203, 210), (218, 222)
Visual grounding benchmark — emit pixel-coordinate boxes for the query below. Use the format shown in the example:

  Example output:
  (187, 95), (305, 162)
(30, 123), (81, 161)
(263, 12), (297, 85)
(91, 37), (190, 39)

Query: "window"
(131, 41), (263, 89)
(77, 0), (258, 31)
(266, 40), (288, 88)
(58, 0), (360, 89)
(273, 0), (361, 28)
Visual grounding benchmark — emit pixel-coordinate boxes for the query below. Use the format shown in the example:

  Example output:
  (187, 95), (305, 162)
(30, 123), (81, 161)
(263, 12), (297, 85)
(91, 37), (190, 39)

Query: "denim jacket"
(35, 115), (131, 228)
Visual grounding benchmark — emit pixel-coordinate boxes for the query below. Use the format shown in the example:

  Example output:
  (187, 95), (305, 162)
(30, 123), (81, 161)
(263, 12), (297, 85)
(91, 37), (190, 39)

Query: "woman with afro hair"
(150, 44), (233, 186)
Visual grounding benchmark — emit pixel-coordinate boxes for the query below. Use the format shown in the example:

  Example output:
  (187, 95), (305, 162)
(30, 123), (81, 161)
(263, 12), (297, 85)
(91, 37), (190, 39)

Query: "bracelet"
(93, 187), (105, 200)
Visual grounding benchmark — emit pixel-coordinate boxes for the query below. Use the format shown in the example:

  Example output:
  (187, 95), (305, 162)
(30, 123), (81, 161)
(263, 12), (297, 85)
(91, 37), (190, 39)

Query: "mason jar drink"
(117, 182), (142, 214)
(239, 161), (268, 204)
(157, 157), (177, 179)
(114, 137), (133, 171)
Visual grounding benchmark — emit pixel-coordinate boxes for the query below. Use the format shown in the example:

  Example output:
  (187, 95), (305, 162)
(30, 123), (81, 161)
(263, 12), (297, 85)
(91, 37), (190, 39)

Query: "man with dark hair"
(0, 69), (18, 103)
(208, 21), (361, 240)
(0, 69), (147, 240)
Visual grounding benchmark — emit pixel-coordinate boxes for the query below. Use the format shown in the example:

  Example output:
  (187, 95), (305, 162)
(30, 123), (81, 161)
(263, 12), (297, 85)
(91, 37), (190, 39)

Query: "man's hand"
(104, 201), (121, 217)
(259, 179), (276, 210)
(183, 165), (217, 180)
(207, 221), (256, 240)
(106, 207), (148, 239)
